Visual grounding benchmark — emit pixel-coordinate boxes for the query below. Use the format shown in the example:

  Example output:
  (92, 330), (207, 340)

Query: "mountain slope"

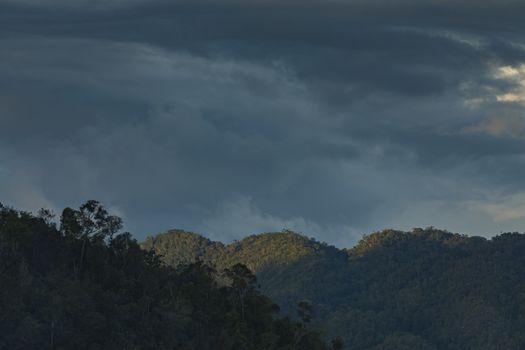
(0, 203), (332, 350)
(141, 230), (347, 311)
(144, 227), (525, 350)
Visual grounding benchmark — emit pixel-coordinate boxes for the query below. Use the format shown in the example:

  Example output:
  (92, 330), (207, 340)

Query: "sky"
(1, 0), (525, 247)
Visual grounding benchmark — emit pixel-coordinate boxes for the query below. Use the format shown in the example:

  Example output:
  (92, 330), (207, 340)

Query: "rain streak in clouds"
(1, 0), (525, 246)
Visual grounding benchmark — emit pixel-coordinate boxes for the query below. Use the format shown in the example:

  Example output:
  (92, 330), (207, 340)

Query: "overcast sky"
(1, 0), (525, 246)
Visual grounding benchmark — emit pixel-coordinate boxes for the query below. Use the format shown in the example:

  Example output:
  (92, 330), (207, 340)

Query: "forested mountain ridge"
(144, 228), (525, 350)
(142, 230), (344, 274)
(0, 202), (334, 350)
(4, 199), (524, 350)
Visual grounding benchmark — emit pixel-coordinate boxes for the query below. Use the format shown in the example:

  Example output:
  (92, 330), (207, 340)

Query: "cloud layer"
(1, 0), (525, 246)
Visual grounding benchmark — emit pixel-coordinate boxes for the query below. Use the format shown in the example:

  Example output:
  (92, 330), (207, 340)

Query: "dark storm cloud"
(1, 0), (525, 246)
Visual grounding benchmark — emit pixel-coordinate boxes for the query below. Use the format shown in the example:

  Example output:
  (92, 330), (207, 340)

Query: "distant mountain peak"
(141, 229), (340, 273)
(141, 229), (224, 267)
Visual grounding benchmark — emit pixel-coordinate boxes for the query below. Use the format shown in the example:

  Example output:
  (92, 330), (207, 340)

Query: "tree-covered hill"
(144, 227), (525, 350)
(0, 202), (332, 350)
(143, 230), (344, 276)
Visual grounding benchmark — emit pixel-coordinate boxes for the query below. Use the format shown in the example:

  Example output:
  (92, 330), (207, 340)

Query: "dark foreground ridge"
(0, 201), (334, 350)
(144, 228), (525, 350)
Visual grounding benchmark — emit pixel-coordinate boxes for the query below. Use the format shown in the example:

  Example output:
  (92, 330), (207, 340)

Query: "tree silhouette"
(60, 200), (123, 278)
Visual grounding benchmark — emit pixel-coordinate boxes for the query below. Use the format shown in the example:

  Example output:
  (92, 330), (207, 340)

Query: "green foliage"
(141, 230), (334, 273)
(148, 227), (525, 349)
(141, 229), (224, 268)
(0, 202), (330, 350)
(60, 200), (122, 240)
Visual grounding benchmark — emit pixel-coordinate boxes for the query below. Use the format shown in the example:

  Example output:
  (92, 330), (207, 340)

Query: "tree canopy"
(145, 227), (525, 349)
(0, 202), (332, 350)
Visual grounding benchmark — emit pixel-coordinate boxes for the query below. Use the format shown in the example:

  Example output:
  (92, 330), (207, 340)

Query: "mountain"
(142, 230), (347, 313)
(143, 228), (525, 350)
(0, 202), (332, 350)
